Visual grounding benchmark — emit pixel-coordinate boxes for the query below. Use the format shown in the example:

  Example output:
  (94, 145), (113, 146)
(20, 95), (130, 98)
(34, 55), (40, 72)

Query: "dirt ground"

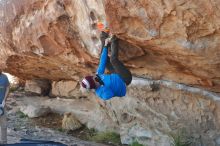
(5, 90), (109, 146)
(30, 113), (120, 146)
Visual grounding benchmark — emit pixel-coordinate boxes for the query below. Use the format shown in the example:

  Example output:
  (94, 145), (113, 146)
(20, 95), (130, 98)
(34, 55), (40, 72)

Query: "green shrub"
(57, 128), (65, 132)
(16, 111), (28, 118)
(171, 131), (191, 146)
(89, 131), (121, 145)
(87, 128), (97, 137)
(130, 141), (144, 146)
(9, 86), (17, 92)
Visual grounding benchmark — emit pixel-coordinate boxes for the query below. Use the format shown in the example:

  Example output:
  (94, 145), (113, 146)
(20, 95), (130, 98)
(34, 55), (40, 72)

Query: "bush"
(16, 111), (28, 118)
(130, 141), (144, 146)
(89, 131), (121, 146)
(171, 130), (191, 146)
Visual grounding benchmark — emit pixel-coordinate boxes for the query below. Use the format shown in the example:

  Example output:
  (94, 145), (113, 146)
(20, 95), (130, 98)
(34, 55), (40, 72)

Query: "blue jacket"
(95, 47), (126, 100)
(0, 73), (9, 104)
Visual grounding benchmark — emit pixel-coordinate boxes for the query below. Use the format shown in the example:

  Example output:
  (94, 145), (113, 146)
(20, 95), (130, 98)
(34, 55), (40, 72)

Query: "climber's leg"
(110, 36), (132, 85)
(100, 32), (115, 73)
(0, 73), (9, 144)
(0, 109), (6, 144)
(100, 31), (109, 51)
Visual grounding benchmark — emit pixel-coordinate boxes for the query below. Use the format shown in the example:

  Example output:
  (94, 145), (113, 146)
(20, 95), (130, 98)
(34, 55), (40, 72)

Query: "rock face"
(1, 0), (220, 145)
(0, 0), (220, 92)
(105, 0), (220, 92)
(20, 104), (51, 118)
(25, 80), (51, 95)
(18, 78), (220, 146)
(51, 80), (78, 97)
(0, 0), (104, 81)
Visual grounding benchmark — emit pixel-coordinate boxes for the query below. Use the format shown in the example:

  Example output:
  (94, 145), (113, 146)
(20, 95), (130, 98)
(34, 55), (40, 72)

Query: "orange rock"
(0, 0), (220, 92)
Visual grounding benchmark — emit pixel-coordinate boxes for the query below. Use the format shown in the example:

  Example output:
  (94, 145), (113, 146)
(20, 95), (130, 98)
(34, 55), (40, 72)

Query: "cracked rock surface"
(0, 0), (220, 91)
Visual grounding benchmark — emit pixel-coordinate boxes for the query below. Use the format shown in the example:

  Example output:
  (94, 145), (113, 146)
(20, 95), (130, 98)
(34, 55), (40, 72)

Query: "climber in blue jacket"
(0, 71), (9, 115)
(81, 34), (132, 100)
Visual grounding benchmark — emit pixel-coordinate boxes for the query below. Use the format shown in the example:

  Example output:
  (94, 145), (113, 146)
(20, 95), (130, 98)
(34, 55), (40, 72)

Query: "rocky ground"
(4, 77), (220, 146)
(5, 90), (109, 146)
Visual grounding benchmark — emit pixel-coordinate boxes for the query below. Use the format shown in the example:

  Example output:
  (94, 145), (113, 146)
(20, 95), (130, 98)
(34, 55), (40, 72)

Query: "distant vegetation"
(16, 110), (28, 118)
(89, 131), (121, 146)
(171, 130), (191, 146)
(129, 141), (144, 146)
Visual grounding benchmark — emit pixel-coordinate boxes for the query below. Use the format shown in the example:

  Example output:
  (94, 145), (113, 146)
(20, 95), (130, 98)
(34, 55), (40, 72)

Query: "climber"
(0, 71), (9, 116)
(0, 70), (9, 144)
(81, 22), (132, 100)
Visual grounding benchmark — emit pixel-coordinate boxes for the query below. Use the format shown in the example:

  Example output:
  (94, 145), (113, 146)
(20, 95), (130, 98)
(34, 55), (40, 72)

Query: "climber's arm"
(96, 40), (109, 75)
(2, 85), (9, 107)
(0, 76), (9, 105)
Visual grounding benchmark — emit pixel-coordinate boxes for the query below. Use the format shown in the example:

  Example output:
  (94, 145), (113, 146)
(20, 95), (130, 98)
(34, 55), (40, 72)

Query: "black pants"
(100, 32), (132, 85)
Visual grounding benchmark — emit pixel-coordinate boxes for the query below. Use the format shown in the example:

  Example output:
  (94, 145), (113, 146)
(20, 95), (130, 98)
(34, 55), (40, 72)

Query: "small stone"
(20, 105), (51, 118)
(62, 112), (82, 131)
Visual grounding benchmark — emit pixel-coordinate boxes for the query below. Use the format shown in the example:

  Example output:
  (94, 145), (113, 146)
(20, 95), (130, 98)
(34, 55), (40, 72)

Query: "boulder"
(62, 112), (82, 131)
(20, 104), (51, 118)
(51, 80), (78, 97)
(0, 0), (219, 91)
(25, 80), (50, 95)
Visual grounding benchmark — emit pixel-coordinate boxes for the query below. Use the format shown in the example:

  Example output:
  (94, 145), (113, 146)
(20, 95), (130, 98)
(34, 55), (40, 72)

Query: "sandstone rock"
(17, 77), (220, 146)
(0, 0), (103, 81)
(1, 0), (220, 145)
(105, 0), (220, 92)
(51, 80), (78, 97)
(20, 104), (51, 118)
(62, 112), (82, 131)
(0, 0), (219, 92)
(25, 80), (50, 95)
(120, 124), (171, 146)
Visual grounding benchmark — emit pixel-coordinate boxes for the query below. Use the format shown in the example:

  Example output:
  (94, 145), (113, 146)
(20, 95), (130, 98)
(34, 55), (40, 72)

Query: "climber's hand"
(109, 33), (113, 39)
(104, 38), (111, 47)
